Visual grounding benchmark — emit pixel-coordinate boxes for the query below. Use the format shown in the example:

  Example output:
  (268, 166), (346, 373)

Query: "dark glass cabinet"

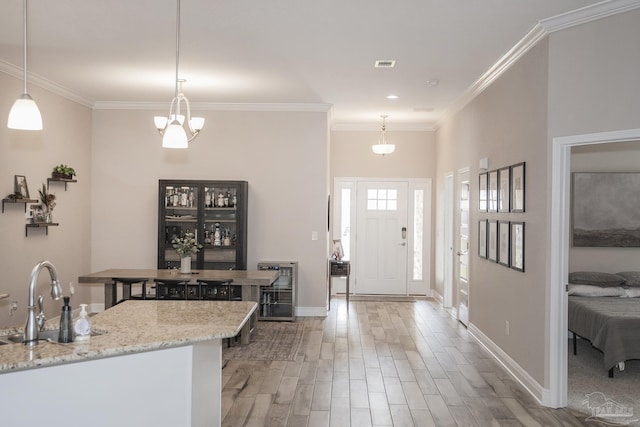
(158, 180), (248, 270)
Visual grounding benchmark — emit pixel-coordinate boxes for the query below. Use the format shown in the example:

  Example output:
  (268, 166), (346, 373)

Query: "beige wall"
(0, 73), (92, 328)
(435, 40), (550, 383)
(570, 141), (640, 272)
(91, 109), (329, 313)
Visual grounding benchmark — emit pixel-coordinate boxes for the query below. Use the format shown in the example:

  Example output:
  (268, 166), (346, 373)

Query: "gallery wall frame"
(511, 162), (525, 213)
(479, 173), (488, 212)
(14, 175), (30, 199)
(511, 221), (525, 272)
(572, 172), (640, 247)
(488, 170), (498, 212)
(488, 220), (498, 262)
(498, 167), (511, 213)
(498, 220), (510, 267)
(478, 219), (487, 258)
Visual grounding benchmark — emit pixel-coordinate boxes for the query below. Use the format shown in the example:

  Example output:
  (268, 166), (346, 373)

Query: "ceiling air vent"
(375, 60), (396, 68)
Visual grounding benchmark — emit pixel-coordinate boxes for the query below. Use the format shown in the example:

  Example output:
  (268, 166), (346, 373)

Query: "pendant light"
(372, 115), (395, 155)
(7, 0), (43, 131)
(154, 0), (204, 148)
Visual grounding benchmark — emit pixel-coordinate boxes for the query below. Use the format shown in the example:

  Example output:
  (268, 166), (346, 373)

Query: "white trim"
(548, 128), (640, 408)
(296, 306), (328, 317)
(468, 322), (546, 405)
(331, 123), (435, 132)
(540, 0), (640, 33)
(93, 101), (332, 112)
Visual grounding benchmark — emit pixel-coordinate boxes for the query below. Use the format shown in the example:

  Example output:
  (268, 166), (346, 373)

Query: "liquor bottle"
(217, 192), (225, 207)
(188, 191), (194, 208)
(213, 223), (222, 246)
(205, 191), (211, 208)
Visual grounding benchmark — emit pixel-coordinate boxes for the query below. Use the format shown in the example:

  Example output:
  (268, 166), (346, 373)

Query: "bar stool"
(197, 279), (234, 300)
(112, 277), (151, 304)
(154, 279), (189, 300)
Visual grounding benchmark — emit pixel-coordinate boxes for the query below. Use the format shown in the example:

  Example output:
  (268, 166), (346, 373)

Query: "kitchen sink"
(0, 329), (103, 344)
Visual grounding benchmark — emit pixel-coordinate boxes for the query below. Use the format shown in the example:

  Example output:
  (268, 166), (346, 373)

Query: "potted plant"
(171, 232), (202, 273)
(37, 183), (56, 223)
(52, 164), (76, 180)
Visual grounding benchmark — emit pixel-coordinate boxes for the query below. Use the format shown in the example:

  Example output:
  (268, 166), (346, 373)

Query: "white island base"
(0, 340), (221, 427)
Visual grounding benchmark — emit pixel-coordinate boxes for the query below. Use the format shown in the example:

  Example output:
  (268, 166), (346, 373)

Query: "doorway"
(333, 178), (431, 297)
(443, 173), (454, 308)
(456, 168), (470, 326)
(548, 128), (640, 408)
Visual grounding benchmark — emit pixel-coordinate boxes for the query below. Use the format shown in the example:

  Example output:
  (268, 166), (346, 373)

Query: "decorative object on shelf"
(37, 183), (56, 223)
(171, 232), (202, 273)
(7, 0), (42, 131)
(14, 175), (30, 198)
(52, 164), (76, 180)
(371, 114), (395, 155)
(153, 0), (204, 148)
(331, 239), (344, 261)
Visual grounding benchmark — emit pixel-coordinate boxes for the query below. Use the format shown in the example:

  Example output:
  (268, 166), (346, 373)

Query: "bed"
(567, 271), (640, 377)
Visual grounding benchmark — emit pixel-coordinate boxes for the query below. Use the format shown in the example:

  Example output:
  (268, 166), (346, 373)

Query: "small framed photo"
(498, 167), (511, 213)
(511, 222), (525, 272)
(488, 220), (498, 262)
(511, 162), (525, 213)
(488, 170), (498, 212)
(479, 173), (488, 212)
(14, 175), (30, 198)
(498, 221), (510, 267)
(478, 219), (487, 258)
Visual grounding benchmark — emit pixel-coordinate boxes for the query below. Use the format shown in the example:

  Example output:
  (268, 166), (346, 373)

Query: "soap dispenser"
(58, 296), (73, 343)
(74, 304), (92, 341)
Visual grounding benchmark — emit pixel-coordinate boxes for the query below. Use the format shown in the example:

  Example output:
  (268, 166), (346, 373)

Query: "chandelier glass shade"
(371, 115), (395, 155)
(7, 0), (43, 131)
(154, 0), (204, 148)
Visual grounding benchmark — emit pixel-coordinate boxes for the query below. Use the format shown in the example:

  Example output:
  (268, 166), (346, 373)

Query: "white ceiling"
(0, 0), (603, 130)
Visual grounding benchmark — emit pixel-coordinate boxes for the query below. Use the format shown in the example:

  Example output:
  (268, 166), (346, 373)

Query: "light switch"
(311, 231), (318, 241)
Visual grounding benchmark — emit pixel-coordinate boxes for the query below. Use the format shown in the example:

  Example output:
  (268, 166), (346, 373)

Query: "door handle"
(399, 242), (406, 246)
(456, 251), (467, 256)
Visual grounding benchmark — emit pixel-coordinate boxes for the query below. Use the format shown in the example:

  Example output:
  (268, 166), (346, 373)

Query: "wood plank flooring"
(222, 298), (589, 426)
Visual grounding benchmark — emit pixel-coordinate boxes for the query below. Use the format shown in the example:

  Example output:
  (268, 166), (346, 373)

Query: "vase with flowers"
(37, 183), (56, 223)
(172, 232), (202, 273)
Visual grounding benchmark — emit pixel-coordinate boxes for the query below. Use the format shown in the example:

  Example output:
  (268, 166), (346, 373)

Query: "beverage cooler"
(257, 261), (297, 321)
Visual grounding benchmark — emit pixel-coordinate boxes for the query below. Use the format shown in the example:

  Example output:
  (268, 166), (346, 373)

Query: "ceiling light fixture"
(7, 0), (42, 131)
(154, 0), (204, 149)
(372, 115), (395, 155)
(386, 94), (399, 99)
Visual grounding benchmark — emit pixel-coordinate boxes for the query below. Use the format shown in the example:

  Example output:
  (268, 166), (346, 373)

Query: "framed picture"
(572, 172), (640, 247)
(488, 220), (498, 262)
(488, 170), (498, 212)
(478, 219), (487, 258)
(511, 162), (525, 213)
(14, 175), (30, 198)
(479, 173), (488, 212)
(498, 167), (510, 213)
(511, 222), (525, 272)
(498, 221), (510, 267)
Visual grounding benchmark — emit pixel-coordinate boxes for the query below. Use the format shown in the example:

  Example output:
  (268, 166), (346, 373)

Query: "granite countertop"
(0, 300), (257, 374)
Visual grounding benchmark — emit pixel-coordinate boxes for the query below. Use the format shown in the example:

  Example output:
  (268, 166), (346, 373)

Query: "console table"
(329, 260), (351, 309)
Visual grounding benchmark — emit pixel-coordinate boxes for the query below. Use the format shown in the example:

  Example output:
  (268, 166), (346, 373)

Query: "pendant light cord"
(22, 0), (28, 94)
(174, 0), (181, 99)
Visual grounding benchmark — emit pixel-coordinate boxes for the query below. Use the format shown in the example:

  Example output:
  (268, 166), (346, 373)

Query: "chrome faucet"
(24, 261), (62, 346)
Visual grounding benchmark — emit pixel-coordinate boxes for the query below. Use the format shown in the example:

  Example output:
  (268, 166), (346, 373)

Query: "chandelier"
(371, 115), (395, 155)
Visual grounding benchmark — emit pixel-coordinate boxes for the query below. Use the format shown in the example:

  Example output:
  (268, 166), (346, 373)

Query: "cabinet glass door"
(202, 185), (238, 270)
(161, 184), (199, 269)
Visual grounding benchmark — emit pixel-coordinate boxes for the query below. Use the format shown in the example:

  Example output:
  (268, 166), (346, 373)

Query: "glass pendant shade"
(162, 120), (189, 148)
(372, 143), (395, 155)
(7, 93), (43, 130)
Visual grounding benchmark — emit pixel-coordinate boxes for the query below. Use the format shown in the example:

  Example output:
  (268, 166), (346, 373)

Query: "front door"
(355, 181), (408, 295)
(457, 169), (470, 326)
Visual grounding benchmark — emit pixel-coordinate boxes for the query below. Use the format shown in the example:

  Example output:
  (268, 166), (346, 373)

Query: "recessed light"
(427, 79), (440, 87)
(386, 94), (399, 99)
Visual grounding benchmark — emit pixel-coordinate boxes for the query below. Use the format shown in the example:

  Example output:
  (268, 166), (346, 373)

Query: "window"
(340, 188), (351, 260)
(413, 189), (424, 280)
(367, 188), (397, 211)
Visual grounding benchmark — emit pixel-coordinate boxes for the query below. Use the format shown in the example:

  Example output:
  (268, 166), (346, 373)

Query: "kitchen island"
(0, 299), (257, 427)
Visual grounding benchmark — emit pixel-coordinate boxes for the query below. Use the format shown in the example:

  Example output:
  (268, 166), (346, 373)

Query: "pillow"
(622, 287), (640, 298)
(616, 271), (640, 287)
(568, 271), (626, 287)
(568, 284), (625, 297)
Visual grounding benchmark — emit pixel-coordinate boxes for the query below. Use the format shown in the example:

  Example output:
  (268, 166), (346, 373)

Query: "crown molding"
(93, 101), (332, 113)
(331, 122), (435, 132)
(0, 59), (94, 108)
(435, 0), (640, 130)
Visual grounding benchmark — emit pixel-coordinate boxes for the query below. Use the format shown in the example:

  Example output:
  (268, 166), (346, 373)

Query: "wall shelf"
(47, 178), (77, 191)
(2, 198), (38, 213)
(26, 222), (59, 236)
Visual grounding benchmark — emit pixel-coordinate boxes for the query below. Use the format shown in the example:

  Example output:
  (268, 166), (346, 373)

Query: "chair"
(112, 278), (151, 303)
(154, 279), (189, 300)
(197, 279), (235, 300)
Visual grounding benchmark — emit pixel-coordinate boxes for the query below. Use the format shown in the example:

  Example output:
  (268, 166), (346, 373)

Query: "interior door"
(457, 170), (470, 326)
(356, 181), (408, 295)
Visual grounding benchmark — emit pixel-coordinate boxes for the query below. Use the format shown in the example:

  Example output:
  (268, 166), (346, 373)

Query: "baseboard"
(432, 291), (443, 305)
(468, 322), (547, 406)
(296, 306), (327, 317)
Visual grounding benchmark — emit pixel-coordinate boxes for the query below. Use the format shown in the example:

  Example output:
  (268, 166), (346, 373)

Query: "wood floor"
(221, 298), (588, 426)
